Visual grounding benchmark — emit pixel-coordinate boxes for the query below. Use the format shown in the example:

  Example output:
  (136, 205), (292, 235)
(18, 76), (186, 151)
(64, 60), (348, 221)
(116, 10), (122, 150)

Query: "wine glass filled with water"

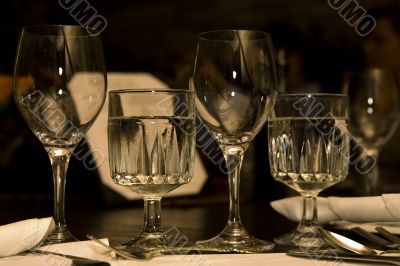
(268, 94), (349, 248)
(108, 89), (195, 250)
(192, 30), (277, 252)
(342, 69), (400, 195)
(13, 25), (107, 244)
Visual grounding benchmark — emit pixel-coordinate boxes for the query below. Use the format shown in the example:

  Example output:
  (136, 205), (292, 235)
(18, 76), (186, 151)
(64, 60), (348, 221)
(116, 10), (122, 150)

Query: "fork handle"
(352, 227), (400, 249)
(376, 227), (400, 245)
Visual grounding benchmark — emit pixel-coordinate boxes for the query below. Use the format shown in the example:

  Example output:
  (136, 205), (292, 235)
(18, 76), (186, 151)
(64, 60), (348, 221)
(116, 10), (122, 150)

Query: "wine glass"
(268, 94), (350, 248)
(13, 25), (107, 244)
(342, 69), (400, 195)
(107, 89), (196, 250)
(191, 30), (277, 252)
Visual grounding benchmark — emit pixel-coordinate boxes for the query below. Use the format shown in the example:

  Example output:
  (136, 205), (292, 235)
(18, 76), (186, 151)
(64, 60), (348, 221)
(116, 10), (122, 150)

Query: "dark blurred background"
(2, 0), (394, 85)
(1, 0), (400, 207)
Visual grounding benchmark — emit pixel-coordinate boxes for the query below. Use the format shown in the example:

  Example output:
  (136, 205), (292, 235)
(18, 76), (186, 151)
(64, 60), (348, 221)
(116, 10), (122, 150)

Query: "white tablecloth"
(0, 239), (368, 266)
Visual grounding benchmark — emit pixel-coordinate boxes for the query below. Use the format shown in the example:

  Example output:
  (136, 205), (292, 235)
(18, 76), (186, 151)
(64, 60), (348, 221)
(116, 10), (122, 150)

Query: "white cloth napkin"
(0, 217), (55, 257)
(271, 194), (400, 224)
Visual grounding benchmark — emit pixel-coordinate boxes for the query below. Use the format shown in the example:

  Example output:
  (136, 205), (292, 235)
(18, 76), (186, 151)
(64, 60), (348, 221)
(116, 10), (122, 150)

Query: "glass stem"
(299, 195), (318, 229)
(224, 146), (245, 231)
(143, 197), (162, 233)
(47, 148), (72, 228)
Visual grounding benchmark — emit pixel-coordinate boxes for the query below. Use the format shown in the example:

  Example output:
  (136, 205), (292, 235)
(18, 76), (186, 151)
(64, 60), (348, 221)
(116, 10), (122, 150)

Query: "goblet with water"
(107, 89), (196, 250)
(268, 94), (350, 248)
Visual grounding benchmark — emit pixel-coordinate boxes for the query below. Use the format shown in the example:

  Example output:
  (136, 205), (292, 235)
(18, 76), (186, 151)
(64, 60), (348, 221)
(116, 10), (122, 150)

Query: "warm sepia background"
(0, 0), (399, 207)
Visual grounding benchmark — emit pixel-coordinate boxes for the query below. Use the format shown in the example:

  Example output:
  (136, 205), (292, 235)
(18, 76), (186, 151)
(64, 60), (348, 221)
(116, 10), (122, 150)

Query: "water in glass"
(108, 116), (195, 196)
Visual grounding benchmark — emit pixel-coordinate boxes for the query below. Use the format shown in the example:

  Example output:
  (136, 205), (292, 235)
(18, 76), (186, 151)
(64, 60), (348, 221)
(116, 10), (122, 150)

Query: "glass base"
(41, 225), (78, 245)
(121, 231), (169, 250)
(196, 225), (274, 253)
(274, 226), (327, 248)
(117, 229), (199, 257)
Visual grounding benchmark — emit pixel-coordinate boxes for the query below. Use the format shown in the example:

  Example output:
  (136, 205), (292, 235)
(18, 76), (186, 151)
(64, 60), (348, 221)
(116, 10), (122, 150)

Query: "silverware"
(317, 227), (400, 256)
(87, 235), (151, 260)
(288, 250), (400, 265)
(376, 226), (400, 245)
(352, 226), (400, 249)
(317, 227), (379, 255)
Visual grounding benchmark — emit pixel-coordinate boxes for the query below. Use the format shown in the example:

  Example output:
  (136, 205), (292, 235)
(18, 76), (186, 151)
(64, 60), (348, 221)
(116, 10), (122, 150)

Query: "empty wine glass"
(342, 69), (400, 195)
(268, 94), (350, 248)
(13, 25), (107, 244)
(192, 30), (277, 252)
(107, 89), (196, 250)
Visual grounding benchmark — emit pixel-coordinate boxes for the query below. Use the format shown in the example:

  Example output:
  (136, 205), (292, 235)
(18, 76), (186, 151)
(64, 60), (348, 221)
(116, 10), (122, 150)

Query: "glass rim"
(109, 88), (193, 95)
(198, 30), (271, 41)
(272, 93), (349, 119)
(22, 24), (100, 37)
(277, 93), (348, 99)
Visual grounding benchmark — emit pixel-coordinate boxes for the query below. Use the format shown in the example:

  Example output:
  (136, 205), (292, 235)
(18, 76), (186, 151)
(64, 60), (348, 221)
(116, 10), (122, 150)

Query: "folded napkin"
(271, 194), (400, 224)
(0, 217), (54, 257)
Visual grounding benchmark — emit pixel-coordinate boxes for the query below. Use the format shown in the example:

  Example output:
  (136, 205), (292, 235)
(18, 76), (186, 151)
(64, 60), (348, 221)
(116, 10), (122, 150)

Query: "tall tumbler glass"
(108, 89), (196, 250)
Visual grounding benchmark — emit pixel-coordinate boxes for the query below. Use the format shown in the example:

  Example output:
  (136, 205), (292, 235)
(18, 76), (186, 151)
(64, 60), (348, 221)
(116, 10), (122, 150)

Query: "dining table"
(0, 195), (386, 266)
(0, 195), (294, 246)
